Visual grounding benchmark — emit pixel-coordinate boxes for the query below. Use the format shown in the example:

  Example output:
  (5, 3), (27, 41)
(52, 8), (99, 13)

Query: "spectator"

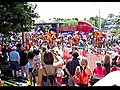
(117, 55), (120, 67)
(9, 46), (20, 78)
(51, 47), (65, 86)
(91, 61), (106, 85)
(103, 55), (111, 75)
(111, 55), (118, 66)
(75, 57), (93, 87)
(32, 49), (41, 85)
(28, 50), (35, 85)
(65, 50), (80, 86)
(20, 46), (29, 80)
(40, 45), (47, 65)
(38, 50), (61, 86)
(1, 45), (7, 62)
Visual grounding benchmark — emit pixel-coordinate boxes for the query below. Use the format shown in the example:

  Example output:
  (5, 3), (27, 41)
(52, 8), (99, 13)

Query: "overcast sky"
(29, 2), (120, 21)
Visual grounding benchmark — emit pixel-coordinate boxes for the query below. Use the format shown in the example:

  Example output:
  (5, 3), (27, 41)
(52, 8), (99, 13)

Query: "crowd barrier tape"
(63, 48), (118, 71)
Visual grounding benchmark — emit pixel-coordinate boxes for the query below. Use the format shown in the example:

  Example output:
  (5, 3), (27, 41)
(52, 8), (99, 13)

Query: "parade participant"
(9, 46), (21, 78)
(75, 34), (79, 46)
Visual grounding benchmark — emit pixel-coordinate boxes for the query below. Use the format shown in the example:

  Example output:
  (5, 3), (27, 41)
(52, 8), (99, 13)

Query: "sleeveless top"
(42, 65), (60, 86)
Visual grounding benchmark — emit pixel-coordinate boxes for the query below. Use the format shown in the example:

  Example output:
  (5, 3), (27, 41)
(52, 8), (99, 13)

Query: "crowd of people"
(0, 30), (120, 86)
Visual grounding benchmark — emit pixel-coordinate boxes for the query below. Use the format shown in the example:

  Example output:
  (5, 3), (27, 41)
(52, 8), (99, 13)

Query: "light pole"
(98, 9), (101, 30)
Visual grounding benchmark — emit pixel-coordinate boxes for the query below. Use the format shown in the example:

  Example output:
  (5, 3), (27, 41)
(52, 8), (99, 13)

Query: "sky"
(29, 2), (120, 22)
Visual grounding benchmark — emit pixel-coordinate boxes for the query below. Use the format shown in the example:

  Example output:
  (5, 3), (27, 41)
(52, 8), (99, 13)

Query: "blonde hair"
(80, 57), (88, 66)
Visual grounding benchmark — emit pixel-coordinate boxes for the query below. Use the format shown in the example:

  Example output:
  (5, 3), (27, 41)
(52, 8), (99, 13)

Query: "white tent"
(93, 71), (120, 86)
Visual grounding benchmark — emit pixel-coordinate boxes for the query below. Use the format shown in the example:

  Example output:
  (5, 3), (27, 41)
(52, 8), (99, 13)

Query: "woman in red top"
(90, 61), (106, 86)
(93, 61), (106, 79)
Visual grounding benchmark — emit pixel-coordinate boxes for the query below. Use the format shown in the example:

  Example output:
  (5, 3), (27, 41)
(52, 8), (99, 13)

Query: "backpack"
(72, 66), (86, 84)
(42, 65), (60, 86)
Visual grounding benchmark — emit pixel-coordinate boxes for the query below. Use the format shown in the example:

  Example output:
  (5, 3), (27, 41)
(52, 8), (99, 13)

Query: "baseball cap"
(96, 61), (102, 65)
(12, 46), (17, 50)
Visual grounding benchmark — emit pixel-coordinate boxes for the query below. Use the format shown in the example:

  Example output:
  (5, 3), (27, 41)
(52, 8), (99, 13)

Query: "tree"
(0, 2), (40, 35)
(107, 13), (115, 18)
(75, 18), (78, 21)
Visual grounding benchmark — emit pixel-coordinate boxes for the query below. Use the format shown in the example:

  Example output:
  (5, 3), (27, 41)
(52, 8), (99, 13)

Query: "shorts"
(29, 68), (33, 73)
(10, 61), (21, 71)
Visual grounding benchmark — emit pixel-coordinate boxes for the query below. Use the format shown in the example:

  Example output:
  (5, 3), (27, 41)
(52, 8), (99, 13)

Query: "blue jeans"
(21, 63), (29, 79)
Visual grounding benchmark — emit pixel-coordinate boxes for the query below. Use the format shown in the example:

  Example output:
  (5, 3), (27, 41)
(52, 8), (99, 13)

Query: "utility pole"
(98, 9), (101, 30)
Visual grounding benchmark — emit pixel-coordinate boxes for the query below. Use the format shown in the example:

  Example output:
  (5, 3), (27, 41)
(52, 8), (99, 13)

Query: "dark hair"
(16, 44), (22, 48)
(112, 56), (118, 61)
(72, 51), (79, 58)
(43, 51), (54, 65)
(33, 49), (40, 55)
(28, 51), (35, 59)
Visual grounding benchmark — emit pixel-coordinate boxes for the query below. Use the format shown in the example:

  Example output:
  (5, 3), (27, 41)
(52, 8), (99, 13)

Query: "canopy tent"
(93, 71), (120, 86)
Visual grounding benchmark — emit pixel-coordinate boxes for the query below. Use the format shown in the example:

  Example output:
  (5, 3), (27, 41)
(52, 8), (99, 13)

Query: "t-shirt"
(28, 60), (34, 68)
(66, 58), (80, 76)
(20, 50), (28, 66)
(93, 66), (106, 78)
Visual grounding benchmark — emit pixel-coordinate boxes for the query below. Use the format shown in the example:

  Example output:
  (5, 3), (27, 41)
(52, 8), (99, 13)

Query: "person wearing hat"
(9, 46), (21, 78)
(91, 61), (106, 85)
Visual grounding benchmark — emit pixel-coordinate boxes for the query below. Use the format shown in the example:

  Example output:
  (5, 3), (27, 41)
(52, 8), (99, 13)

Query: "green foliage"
(83, 15), (107, 28)
(111, 29), (120, 35)
(0, 2), (40, 35)
(56, 18), (78, 26)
